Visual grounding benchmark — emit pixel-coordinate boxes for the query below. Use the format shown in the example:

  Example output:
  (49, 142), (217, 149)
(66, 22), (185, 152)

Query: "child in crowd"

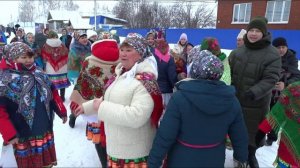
(0, 42), (67, 167)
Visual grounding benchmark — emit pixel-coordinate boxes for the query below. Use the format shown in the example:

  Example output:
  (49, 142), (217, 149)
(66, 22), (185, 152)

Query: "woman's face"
(180, 38), (187, 45)
(247, 28), (263, 43)
(26, 34), (35, 43)
(119, 45), (141, 70)
(62, 30), (67, 36)
(15, 54), (34, 68)
(147, 35), (155, 46)
(78, 36), (88, 45)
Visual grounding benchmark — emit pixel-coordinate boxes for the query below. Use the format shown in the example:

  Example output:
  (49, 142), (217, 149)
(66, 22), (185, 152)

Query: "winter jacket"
(83, 59), (162, 159)
(280, 49), (300, 85)
(60, 34), (72, 50)
(67, 40), (91, 83)
(148, 79), (248, 167)
(229, 33), (281, 146)
(153, 48), (177, 93)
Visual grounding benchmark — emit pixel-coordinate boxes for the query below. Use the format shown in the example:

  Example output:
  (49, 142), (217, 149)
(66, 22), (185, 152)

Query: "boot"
(69, 113), (77, 128)
(248, 145), (259, 168)
(95, 144), (107, 168)
(60, 88), (65, 102)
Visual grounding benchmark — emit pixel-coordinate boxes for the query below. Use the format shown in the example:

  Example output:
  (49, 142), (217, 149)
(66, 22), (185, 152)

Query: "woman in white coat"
(74, 33), (163, 168)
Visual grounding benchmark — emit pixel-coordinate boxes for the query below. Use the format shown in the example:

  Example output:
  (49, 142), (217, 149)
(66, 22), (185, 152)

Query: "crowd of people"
(0, 16), (300, 168)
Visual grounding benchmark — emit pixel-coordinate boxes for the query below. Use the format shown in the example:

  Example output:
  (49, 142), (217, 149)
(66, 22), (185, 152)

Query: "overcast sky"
(0, 0), (217, 26)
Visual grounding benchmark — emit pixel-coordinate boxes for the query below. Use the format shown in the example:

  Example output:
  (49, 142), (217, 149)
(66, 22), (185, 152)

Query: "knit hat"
(121, 33), (149, 59)
(190, 50), (224, 80)
(4, 42), (32, 61)
(200, 37), (222, 57)
(237, 29), (247, 39)
(272, 37), (288, 47)
(247, 16), (268, 36)
(179, 33), (188, 41)
(48, 30), (58, 39)
(187, 45), (201, 65)
(87, 30), (97, 39)
(73, 30), (87, 40)
(91, 39), (119, 62)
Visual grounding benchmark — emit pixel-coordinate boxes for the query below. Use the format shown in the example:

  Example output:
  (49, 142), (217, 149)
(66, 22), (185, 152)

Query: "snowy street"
(0, 85), (278, 167)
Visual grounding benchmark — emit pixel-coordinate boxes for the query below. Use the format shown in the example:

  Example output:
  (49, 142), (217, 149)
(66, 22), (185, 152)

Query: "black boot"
(95, 144), (107, 168)
(266, 130), (277, 146)
(69, 113), (77, 128)
(248, 145), (259, 168)
(60, 88), (65, 102)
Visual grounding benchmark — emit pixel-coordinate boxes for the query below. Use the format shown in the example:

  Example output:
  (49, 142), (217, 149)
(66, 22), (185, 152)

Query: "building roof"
(48, 10), (92, 29)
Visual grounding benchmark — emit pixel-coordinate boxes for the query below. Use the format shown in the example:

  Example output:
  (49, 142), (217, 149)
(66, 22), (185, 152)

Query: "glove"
(255, 129), (266, 148)
(245, 90), (255, 100)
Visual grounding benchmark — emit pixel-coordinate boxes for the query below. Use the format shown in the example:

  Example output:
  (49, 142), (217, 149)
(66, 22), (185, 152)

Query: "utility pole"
(94, 0), (97, 30)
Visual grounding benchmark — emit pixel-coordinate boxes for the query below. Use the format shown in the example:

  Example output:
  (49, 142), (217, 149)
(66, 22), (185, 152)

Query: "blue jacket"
(148, 79), (248, 167)
(153, 49), (177, 93)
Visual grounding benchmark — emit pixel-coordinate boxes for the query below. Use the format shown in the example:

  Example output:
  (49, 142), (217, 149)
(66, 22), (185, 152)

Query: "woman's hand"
(275, 82), (285, 91)
(9, 137), (19, 145)
(74, 105), (84, 117)
(93, 97), (103, 111)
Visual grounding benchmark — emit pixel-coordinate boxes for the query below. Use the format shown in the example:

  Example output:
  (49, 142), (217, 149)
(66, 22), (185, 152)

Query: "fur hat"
(237, 29), (247, 39)
(4, 42), (32, 61)
(247, 16), (268, 36)
(91, 39), (119, 62)
(190, 50), (224, 81)
(120, 33), (149, 59)
(87, 30), (97, 39)
(179, 33), (188, 41)
(272, 37), (288, 47)
(200, 37), (222, 57)
(48, 30), (58, 39)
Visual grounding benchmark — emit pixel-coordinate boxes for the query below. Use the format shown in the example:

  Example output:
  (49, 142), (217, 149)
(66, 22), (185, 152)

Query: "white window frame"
(232, 3), (252, 24)
(265, 0), (291, 24)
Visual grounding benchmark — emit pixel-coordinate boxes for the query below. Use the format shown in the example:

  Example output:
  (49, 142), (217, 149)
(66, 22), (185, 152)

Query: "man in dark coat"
(229, 16), (281, 168)
(264, 37), (300, 146)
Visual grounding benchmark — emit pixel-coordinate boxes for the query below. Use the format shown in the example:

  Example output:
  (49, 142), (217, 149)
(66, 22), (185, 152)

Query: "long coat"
(148, 79), (248, 167)
(229, 34), (281, 146)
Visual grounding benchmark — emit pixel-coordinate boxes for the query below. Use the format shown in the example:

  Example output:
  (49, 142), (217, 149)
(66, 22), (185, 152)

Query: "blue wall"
(116, 28), (300, 59)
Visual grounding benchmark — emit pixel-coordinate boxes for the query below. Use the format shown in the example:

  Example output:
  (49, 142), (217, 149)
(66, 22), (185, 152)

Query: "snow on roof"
(98, 14), (127, 23)
(48, 10), (92, 29)
(81, 12), (127, 23)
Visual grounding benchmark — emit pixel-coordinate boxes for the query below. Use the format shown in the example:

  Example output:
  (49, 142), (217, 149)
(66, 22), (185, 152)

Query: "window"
(266, 0), (291, 23)
(232, 3), (252, 23)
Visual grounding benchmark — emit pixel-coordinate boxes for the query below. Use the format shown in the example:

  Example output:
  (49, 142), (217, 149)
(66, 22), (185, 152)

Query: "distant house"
(87, 13), (128, 30)
(217, 0), (300, 30)
(47, 10), (92, 31)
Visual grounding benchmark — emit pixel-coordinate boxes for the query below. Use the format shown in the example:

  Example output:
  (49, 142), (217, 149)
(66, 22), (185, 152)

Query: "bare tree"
(113, 0), (216, 28)
(63, 0), (79, 11)
(18, 0), (36, 22)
